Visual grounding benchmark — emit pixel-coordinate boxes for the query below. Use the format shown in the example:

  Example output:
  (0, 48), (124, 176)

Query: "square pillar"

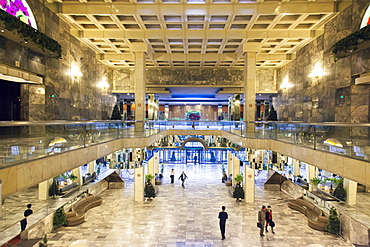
(72, 167), (82, 185)
(293, 160), (300, 177)
(244, 164), (255, 203)
(38, 179), (52, 200)
(147, 157), (155, 184)
(344, 178), (357, 205)
(154, 152), (159, 174)
(227, 151), (233, 178)
(134, 51), (146, 132)
(243, 52), (256, 123)
(134, 166), (145, 202)
(232, 155), (240, 187)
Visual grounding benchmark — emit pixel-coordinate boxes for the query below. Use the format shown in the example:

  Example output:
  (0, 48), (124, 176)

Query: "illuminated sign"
(360, 5), (370, 29)
(0, 0), (38, 29)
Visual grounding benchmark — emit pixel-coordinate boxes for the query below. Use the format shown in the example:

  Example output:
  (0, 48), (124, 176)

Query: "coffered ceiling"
(47, 0), (351, 69)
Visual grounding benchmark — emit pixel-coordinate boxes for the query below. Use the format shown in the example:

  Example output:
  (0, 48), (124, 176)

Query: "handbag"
(257, 222), (262, 228)
(270, 220), (275, 227)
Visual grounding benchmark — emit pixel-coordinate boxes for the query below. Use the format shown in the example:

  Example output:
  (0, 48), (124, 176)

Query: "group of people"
(170, 169), (188, 188)
(258, 205), (275, 236)
(218, 205), (275, 240)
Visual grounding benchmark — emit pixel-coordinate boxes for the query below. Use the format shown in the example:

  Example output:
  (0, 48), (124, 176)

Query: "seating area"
(288, 198), (328, 231)
(66, 195), (103, 226)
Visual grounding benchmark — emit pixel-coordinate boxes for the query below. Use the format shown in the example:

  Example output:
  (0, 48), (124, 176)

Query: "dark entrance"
(0, 79), (21, 120)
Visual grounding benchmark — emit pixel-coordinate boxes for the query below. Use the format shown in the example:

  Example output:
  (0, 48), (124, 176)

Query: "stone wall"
(0, 0), (115, 120)
(114, 68), (276, 92)
(276, 0), (370, 122)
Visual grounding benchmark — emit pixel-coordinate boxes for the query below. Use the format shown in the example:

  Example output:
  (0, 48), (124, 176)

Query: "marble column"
(72, 167), (81, 185)
(227, 151), (233, 179)
(344, 178), (357, 205)
(243, 49), (257, 131)
(134, 51), (146, 132)
(38, 179), (52, 200)
(232, 155), (240, 187)
(307, 164), (317, 180)
(88, 161), (95, 175)
(244, 164), (255, 203)
(293, 160), (300, 177)
(147, 156), (155, 185)
(154, 152), (159, 175)
(134, 166), (144, 202)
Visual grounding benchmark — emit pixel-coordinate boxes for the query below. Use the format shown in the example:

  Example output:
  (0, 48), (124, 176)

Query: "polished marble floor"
(41, 163), (353, 247)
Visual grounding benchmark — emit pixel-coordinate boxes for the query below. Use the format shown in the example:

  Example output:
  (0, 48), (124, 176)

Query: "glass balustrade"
(0, 120), (370, 168)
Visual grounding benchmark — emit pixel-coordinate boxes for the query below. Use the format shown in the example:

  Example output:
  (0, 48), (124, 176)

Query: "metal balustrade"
(0, 120), (370, 168)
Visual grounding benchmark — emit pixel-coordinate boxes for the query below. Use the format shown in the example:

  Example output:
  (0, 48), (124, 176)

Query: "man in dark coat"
(218, 206), (228, 240)
(178, 171), (188, 188)
(20, 204), (33, 232)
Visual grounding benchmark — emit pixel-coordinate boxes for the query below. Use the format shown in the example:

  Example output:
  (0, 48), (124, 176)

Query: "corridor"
(45, 163), (353, 247)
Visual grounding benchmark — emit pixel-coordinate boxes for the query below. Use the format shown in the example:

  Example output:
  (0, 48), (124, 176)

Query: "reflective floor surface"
(41, 163), (353, 247)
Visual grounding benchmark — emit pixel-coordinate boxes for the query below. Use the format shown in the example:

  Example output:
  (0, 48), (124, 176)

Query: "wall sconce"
(97, 77), (109, 90)
(70, 65), (82, 83)
(280, 77), (292, 89)
(309, 63), (326, 78)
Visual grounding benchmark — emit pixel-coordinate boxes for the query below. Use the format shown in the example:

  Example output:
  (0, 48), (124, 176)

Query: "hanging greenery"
(0, 9), (62, 58)
(332, 24), (370, 61)
(325, 207), (341, 235)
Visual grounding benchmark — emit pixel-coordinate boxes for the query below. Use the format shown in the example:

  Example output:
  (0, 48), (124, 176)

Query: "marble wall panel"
(276, 0), (370, 123)
(0, 0), (116, 121)
(281, 180), (305, 199)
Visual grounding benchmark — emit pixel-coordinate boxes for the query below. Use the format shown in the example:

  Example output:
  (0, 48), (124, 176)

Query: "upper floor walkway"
(1, 120), (370, 196)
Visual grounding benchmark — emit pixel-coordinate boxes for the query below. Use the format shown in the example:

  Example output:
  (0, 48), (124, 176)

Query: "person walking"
(178, 171), (188, 188)
(258, 205), (267, 236)
(218, 206), (228, 240)
(194, 155), (197, 164)
(265, 205), (275, 234)
(20, 204), (33, 232)
(170, 169), (175, 184)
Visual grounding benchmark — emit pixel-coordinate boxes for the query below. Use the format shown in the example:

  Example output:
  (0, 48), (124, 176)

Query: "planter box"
(336, 40), (370, 59)
(0, 22), (60, 58)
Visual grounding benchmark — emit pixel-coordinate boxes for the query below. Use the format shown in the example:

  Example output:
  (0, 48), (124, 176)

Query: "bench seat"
(66, 196), (102, 226)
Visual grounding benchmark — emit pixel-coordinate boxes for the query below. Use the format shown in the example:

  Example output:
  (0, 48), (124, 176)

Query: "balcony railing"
(0, 120), (369, 169)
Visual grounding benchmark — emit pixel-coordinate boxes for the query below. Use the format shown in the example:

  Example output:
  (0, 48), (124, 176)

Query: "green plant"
(310, 177), (321, 186)
(39, 235), (48, 247)
(160, 163), (164, 174)
(53, 207), (67, 229)
(325, 208), (340, 234)
(332, 24), (370, 61)
(145, 174), (154, 182)
(235, 173), (244, 184)
(111, 105), (122, 120)
(0, 10), (62, 58)
(69, 174), (78, 182)
(333, 181), (347, 201)
(221, 164), (226, 174)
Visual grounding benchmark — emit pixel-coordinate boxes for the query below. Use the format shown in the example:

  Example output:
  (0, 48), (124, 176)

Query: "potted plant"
(144, 174), (155, 199)
(233, 173), (244, 201)
(53, 207), (67, 230)
(333, 180), (346, 201)
(325, 207), (340, 234)
(310, 177), (321, 191)
(39, 235), (48, 247)
(49, 178), (59, 198)
(69, 174), (78, 183)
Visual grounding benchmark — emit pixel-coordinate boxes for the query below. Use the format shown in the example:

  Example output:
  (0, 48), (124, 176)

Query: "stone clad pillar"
(232, 155), (240, 187)
(227, 151), (233, 180)
(134, 166), (144, 202)
(134, 48), (147, 132)
(344, 178), (357, 205)
(38, 179), (52, 200)
(72, 167), (82, 185)
(0, 179), (3, 219)
(244, 164), (255, 203)
(154, 152), (159, 175)
(147, 157), (155, 185)
(293, 160), (300, 177)
(89, 161), (95, 174)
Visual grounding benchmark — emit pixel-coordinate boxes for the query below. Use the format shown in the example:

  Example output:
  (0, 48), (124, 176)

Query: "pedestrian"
(194, 155), (197, 164)
(218, 206), (228, 240)
(170, 169), (175, 184)
(20, 203), (33, 232)
(265, 205), (275, 234)
(258, 205), (267, 236)
(178, 171), (188, 188)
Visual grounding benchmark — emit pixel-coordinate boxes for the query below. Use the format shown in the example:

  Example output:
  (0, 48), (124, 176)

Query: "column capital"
(243, 43), (261, 53)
